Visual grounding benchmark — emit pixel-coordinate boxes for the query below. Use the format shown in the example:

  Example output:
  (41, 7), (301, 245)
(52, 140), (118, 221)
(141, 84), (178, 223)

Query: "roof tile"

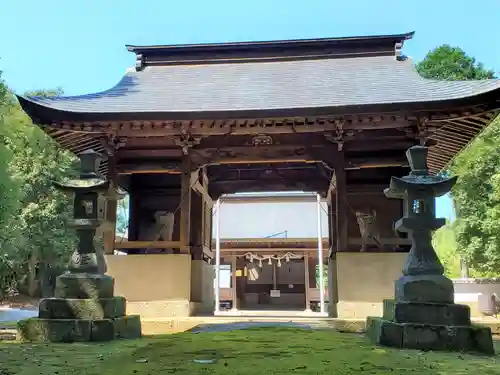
(20, 56), (500, 115)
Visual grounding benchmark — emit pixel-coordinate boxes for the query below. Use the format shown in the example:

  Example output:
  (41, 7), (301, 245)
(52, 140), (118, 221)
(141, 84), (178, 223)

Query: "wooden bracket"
(100, 134), (127, 156)
(324, 121), (360, 151)
(174, 131), (202, 155)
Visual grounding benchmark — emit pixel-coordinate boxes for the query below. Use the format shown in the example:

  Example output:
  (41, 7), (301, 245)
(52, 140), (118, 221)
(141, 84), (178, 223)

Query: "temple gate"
(16, 31), (500, 319)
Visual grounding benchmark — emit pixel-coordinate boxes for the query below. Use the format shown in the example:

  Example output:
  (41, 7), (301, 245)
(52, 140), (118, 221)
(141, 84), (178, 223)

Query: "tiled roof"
(17, 55), (500, 122)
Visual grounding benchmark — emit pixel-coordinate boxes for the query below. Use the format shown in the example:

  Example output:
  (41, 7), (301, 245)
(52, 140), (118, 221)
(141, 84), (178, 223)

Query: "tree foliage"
(0, 74), (77, 298)
(432, 222), (461, 278)
(450, 119), (500, 276)
(0, 71), (22, 296)
(416, 45), (499, 276)
(416, 45), (495, 81)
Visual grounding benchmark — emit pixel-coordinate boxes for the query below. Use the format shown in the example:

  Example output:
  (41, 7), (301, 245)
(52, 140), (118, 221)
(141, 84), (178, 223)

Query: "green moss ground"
(0, 328), (499, 374)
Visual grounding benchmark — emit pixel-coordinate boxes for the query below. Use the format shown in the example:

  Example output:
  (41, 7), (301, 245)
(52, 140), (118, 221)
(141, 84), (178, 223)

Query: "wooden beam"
(81, 117), (411, 137)
(180, 155), (192, 253)
(214, 237), (329, 247)
(114, 240), (183, 249)
(116, 151), (407, 174)
(117, 162), (181, 175)
(209, 180), (326, 193)
(114, 139), (414, 165)
(221, 194), (318, 204)
(116, 149), (182, 158)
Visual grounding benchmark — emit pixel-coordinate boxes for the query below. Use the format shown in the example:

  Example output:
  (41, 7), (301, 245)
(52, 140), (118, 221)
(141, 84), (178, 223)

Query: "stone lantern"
(366, 145), (494, 355)
(17, 150), (141, 343)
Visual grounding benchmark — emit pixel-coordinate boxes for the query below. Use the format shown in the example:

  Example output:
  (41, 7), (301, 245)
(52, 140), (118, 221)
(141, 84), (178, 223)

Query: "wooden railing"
(114, 240), (183, 250)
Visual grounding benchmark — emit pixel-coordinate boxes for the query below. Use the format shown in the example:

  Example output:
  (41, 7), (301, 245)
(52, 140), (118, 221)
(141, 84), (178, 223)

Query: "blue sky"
(2, 0), (500, 221)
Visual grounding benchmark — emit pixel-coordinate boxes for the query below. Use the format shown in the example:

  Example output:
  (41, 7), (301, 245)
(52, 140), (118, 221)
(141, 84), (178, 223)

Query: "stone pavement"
(189, 321), (328, 333)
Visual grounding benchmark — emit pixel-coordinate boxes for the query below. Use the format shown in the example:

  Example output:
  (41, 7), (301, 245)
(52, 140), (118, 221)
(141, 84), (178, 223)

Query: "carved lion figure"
(355, 209), (381, 252)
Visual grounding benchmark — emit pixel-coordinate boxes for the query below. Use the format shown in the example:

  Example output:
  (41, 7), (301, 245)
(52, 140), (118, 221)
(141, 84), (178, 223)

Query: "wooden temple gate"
(16, 31), (500, 319)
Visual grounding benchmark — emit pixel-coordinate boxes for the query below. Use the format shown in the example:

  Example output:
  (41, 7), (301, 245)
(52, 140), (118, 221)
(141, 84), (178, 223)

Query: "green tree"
(0, 72), (22, 298)
(450, 119), (500, 276)
(432, 222), (461, 278)
(0, 85), (78, 297)
(416, 45), (499, 276)
(116, 195), (130, 236)
(416, 45), (495, 80)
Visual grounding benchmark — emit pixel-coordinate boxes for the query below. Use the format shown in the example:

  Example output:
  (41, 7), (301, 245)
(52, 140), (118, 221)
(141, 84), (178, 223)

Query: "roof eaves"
(16, 85), (500, 125)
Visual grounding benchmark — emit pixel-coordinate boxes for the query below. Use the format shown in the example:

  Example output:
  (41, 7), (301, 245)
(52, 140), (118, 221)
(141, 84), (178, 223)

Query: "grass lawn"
(0, 327), (499, 374)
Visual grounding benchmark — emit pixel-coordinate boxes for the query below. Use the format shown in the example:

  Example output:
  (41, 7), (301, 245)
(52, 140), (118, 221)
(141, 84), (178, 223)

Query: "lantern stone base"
(395, 275), (455, 304)
(38, 297), (126, 320)
(17, 316), (141, 342)
(366, 299), (494, 355)
(17, 273), (142, 342)
(54, 273), (115, 299)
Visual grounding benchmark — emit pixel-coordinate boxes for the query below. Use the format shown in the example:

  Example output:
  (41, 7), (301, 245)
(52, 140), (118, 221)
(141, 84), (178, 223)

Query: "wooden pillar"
(272, 262), (277, 290)
(308, 256), (316, 287)
(204, 202), (213, 249)
(127, 186), (139, 242)
(236, 257), (246, 308)
(190, 188), (204, 259)
(336, 157), (348, 253)
(103, 153), (117, 255)
(327, 197), (338, 310)
(180, 155), (192, 253)
(304, 252), (311, 311)
(328, 153), (346, 317)
(200, 168), (214, 261)
(231, 254), (238, 310)
(103, 200), (117, 254)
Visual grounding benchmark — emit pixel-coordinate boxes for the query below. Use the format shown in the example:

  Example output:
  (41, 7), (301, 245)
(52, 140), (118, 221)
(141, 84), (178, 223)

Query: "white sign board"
(270, 289), (281, 298)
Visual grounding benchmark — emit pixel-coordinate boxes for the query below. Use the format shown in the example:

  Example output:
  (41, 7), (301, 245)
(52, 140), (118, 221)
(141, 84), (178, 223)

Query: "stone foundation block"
(17, 318), (92, 342)
(17, 316), (142, 343)
(382, 299), (471, 326)
(114, 315), (142, 339)
(39, 297), (126, 320)
(366, 316), (403, 347)
(91, 319), (116, 341)
(366, 317), (494, 355)
(55, 273), (114, 299)
(395, 275), (454, 304)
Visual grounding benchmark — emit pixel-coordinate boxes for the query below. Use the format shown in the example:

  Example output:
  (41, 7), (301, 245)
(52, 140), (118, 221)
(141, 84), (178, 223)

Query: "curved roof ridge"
(18, 71), (135, 108)
(127, 32), (415, 70)
(126, 31), (415, 52)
